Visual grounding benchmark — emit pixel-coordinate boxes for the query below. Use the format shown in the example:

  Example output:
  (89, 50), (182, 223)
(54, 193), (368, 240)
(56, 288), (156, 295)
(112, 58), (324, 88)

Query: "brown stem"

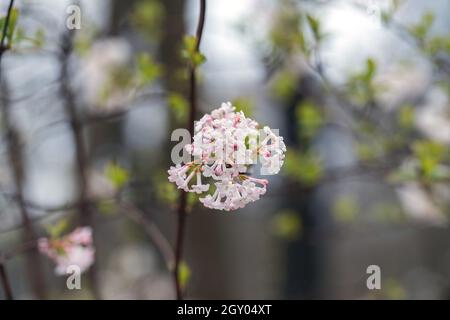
(0, 0), (46, 299)
(173, 0), (206, 300)
(59, 26), (99, 298)
(59, 31), (91, 225)
(0, 260), (13, 300)
(174, 191), (187, 299)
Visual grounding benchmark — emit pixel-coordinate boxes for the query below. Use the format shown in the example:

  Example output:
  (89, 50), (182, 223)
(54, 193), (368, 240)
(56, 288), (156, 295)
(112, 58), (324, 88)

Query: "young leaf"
(271, 210), (302, 241)
(365, 58), (376, 82)
(272, 70), (296, 100)
(97, 199), (118, 216)
(284, 150), (323, 185)
(181, 35), (206, 67)
(409, 11), (434, 41)
(0, 8), (19, 48)
(105, 162), (130, 189)
(295, 100), (323, 139)
(136, 53), (161, 85)
(306, 14), (321, 40)
(168, 93), (188, 123)
(7, 8), (19, 44)
(45, 218), (70, 239)
(179, 261), (191, 290)
(398, 104), (415, 129)
(333, 195), (359, 223)
(232, 97), (254, 117)
(412, 140), (446, 179)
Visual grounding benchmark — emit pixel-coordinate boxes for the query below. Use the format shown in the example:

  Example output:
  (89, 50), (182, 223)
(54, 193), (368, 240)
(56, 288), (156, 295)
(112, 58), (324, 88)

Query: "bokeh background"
(0, 0), (449, 299)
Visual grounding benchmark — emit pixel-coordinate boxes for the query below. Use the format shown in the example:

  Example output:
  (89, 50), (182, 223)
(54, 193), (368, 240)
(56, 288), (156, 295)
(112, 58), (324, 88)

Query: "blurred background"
(0, 0), (449, 299)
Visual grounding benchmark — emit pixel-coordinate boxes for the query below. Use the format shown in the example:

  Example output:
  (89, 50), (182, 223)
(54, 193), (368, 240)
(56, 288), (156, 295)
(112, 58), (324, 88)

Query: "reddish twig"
(173, 0), (206, 300)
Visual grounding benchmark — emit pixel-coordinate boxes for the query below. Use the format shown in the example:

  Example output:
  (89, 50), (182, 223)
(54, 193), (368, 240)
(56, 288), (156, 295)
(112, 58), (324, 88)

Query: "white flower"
(259, 126), (287, 175)
(191, 171), (210, 194)
(168, 102), (286, 211)
(168, 163), (210, 193)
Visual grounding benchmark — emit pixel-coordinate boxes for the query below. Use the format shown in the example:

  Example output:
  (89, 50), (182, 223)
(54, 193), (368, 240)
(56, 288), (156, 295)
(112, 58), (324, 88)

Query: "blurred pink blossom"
(38, 227), (95, 275)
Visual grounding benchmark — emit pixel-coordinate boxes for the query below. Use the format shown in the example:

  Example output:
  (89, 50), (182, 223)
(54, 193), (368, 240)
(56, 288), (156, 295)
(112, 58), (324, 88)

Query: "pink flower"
(168, 102), (286, 211)
(38, 227), (95, 276)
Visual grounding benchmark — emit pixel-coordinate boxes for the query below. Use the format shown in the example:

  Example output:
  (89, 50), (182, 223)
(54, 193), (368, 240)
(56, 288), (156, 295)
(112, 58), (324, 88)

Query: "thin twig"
(119, 200), (175, 271)
(0, 260), (13, 300)
(0, 0), (46, 299)
(173, 0), (206, 300)
(59, 31), (91, 227)
(58, 16), (100, 297)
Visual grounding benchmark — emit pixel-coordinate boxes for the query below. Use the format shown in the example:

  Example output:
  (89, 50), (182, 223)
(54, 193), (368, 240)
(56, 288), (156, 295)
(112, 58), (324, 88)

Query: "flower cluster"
(38, 227), (95, 275)
(168, 102), (286, 211)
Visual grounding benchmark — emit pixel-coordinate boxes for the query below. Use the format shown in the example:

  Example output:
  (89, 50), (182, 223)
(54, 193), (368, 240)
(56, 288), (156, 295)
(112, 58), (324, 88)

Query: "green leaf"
(333, 195), (358, 223)
(232, 97), (254, 117)
(154, 171), (178, 205)
(136, 53), (161, 85)
(105, 162), (130, 189)
(187, 192), (199, 212)
(271, 210), (302, 241)
(295, 30), (308, 53)
(193, 52), (206, 66)
(45, 218), (70, 239)
(0, 8), (19, 48)
(183, 35), (197, 53)
(269, 8), (303, 53)
(130, 0), (164, 42)
(295, 100), (323, 139)
(372, 203), (405, 223)
(272, 70), (296, 100)
(306, 14), (321, 40)
(409, 11), (434, 41)
(365, 58), (376, 82)
(346, 58), (378, 105)
(179, 261), (191, 290)
(284, 150), (323, 185)
(181, 35), (206, 67)
(412, 140), (446, 178)
(33, 28), (45, 48)
(398, 104), (415, 129)
(7, 9), (19, 42)
(426, 35), (450, 55)
(73, 29), (95, 56)
(97, 199), (118, 216)
(168, 93), (189, 123)
(381, 0), (403, 24)
(356, 141), (384, 161)
(384, 279), (406, 300)
(387, 161), (418, 183)
(100, 66), (134, 103)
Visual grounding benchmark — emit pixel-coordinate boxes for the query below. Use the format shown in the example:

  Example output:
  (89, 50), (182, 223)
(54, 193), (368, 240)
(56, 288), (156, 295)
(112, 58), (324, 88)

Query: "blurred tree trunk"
(109, 0), (136, 36)
(159, 0), (186, 93)
(92, 0), (190, 298)
(283, 75), (326, 299)
(83, 0), (137, 298)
